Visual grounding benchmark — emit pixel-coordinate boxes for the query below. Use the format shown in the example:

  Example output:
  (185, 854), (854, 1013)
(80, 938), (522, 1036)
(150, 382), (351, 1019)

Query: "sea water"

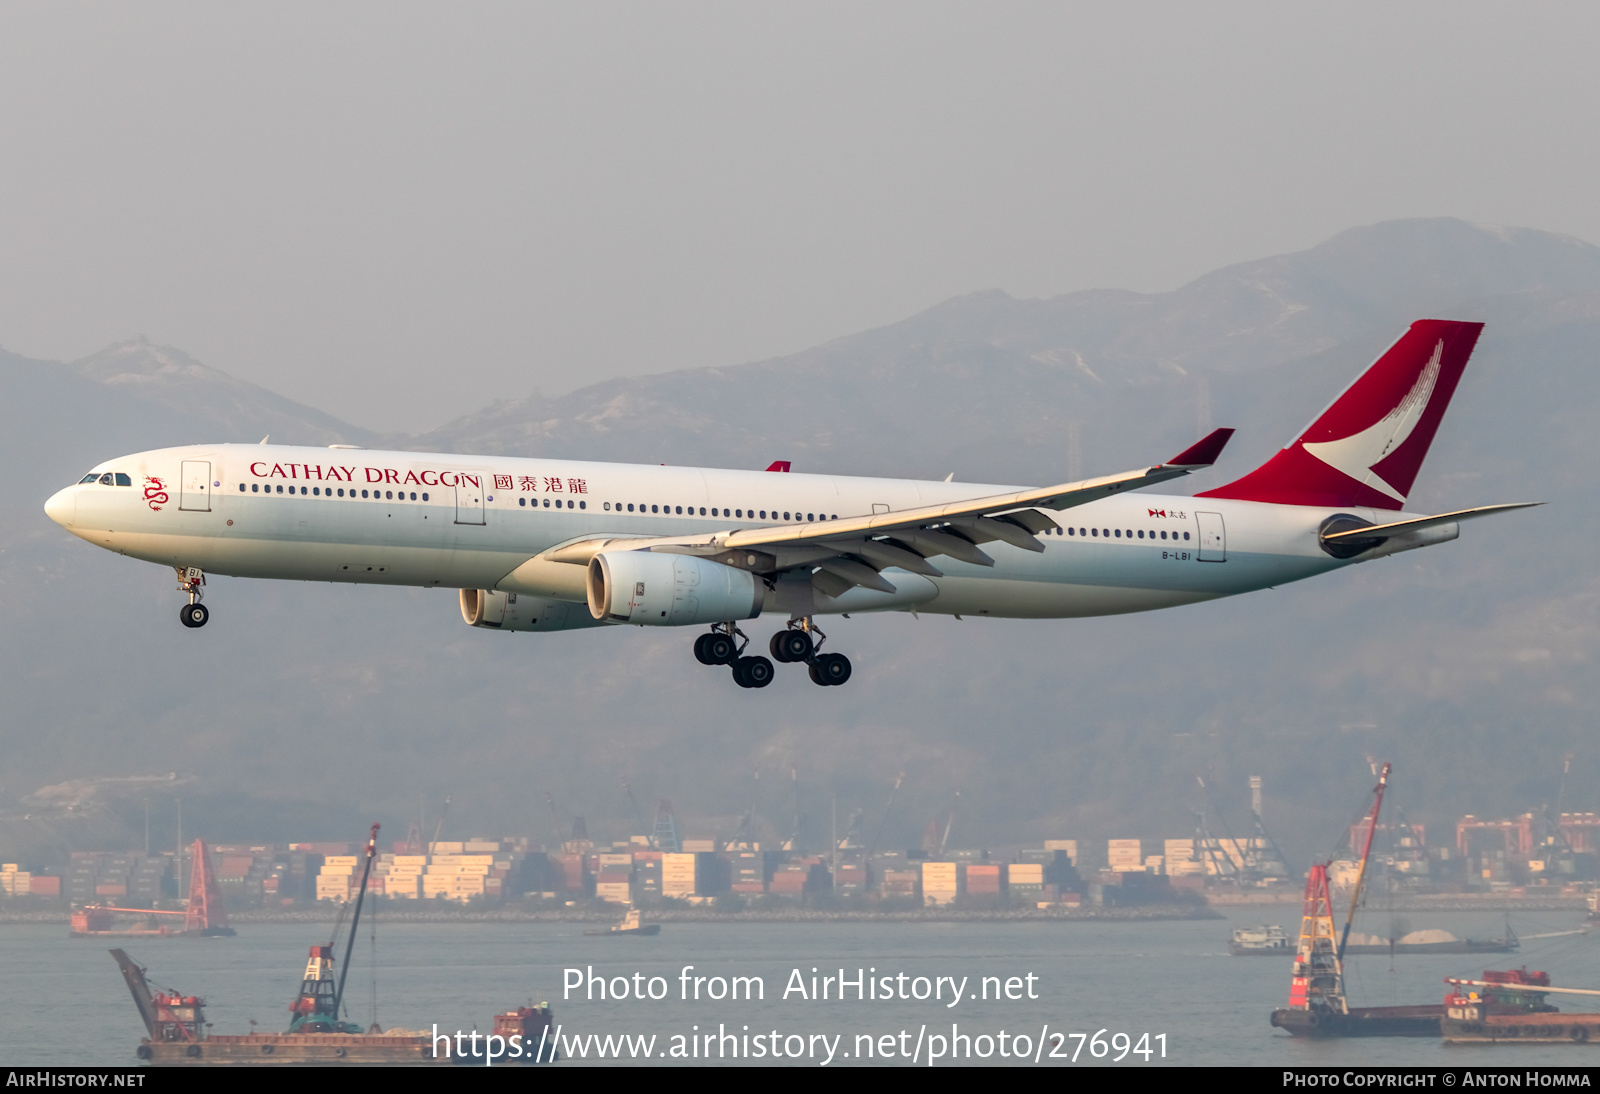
(3, 906), (1595, 1067)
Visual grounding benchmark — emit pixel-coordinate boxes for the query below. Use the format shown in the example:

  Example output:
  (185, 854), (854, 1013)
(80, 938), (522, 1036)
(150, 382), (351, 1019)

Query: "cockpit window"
(115, 473), (131, 486)
(98, 473), (115, 485)
(79, 474), (99, 484)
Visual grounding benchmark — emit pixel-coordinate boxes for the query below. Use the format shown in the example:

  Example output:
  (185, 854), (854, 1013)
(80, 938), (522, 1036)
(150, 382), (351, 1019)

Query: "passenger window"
(759, 510), (766, 519)
(1091, 528), (1098, 537)
(337, 488), (345, 497)
(579, 501), (586, 509)
(422, 492), (428, 501)
(627, 503), (634, 512)
(675, 506), (682, 514)
(1183, 532), (1190, 540)
(519, 497), (526, 506)
(361, 489), (368, 497)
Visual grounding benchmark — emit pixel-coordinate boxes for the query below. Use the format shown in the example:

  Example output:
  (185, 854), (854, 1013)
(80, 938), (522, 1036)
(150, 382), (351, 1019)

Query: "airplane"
(43, 319), (1534, 689)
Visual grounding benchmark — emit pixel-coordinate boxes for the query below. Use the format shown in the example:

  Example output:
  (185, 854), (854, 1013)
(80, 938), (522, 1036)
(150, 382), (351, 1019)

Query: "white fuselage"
(45, 443), (1424, 621)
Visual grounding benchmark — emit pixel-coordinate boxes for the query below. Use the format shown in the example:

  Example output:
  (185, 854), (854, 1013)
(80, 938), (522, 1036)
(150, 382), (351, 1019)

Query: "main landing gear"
(176, 566), (209, 629)
(693, 620), (852, 688)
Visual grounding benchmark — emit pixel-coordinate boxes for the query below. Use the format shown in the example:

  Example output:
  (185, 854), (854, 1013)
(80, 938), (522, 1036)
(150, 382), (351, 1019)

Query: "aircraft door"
(1196, 511), (1226, 562)
(454, 472), (486, 525)
(179, 461), (212, 512)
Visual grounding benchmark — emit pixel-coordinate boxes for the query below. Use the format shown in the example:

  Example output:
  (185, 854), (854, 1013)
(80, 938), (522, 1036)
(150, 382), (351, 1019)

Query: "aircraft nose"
(44, 487), (76, 528)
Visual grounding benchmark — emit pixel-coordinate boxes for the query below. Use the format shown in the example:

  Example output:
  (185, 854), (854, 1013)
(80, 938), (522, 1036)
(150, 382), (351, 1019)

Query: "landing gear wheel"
(694, 634), (716, 665)
(770, 630), (813, 663)
(733, 655), (774, 688)
(180, 603), (210, 629)
(705, 634), (736, 665)
(810, 652), (851, 686)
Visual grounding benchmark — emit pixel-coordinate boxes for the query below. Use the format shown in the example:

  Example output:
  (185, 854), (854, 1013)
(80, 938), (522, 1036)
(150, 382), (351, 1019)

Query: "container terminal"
(3, 772), (1597, 918)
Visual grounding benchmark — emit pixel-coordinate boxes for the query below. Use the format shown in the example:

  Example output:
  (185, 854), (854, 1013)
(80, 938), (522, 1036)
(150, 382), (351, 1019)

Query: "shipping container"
(595, 881), (632, 903)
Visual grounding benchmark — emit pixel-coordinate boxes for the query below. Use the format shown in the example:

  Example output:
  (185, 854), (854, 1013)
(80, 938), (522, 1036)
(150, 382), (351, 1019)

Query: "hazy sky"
(2, 2), (1596, 433)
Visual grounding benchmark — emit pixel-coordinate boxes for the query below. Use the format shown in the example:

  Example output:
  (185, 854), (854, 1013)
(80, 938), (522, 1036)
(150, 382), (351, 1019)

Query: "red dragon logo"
(143, 476), (169, 512)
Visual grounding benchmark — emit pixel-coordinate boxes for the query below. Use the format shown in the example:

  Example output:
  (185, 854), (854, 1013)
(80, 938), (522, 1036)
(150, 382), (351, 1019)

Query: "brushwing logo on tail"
(1299, 339), (1444, 503)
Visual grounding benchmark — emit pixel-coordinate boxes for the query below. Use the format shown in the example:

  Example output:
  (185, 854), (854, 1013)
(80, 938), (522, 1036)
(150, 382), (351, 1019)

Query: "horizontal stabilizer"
(1321, 503), (1542, 543)
(1320, 503), (1540, 558)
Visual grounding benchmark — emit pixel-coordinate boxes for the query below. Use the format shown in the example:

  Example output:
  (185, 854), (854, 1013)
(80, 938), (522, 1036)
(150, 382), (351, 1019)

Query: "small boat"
(1230, 925), (1291, 956)
(585, 906), (661, 936)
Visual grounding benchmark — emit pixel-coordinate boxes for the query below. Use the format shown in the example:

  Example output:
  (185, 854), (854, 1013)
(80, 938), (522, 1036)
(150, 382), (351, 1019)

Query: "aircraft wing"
(539, 429), (1234, 597)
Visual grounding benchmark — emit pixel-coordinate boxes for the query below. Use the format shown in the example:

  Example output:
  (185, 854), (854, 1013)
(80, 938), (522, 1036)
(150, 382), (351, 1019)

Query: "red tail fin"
(1197, 319), (1483, 510)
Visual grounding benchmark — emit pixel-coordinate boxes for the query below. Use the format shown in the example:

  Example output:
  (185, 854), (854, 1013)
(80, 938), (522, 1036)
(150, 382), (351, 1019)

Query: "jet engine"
(459, 588), (602, 632)
(587, 550), (763, 625)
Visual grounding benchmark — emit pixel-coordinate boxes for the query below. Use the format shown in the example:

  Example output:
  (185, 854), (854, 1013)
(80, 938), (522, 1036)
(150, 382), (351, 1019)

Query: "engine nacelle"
(459, 589), (601, 632)
(587, 550), (762, 626)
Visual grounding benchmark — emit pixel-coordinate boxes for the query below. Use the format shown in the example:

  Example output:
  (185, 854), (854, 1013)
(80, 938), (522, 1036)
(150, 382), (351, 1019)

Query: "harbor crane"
(865, 773), (904, 860)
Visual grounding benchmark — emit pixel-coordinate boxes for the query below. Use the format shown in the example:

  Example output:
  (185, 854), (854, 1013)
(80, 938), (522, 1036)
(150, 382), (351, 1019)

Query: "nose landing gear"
(176, 566), (209, 629)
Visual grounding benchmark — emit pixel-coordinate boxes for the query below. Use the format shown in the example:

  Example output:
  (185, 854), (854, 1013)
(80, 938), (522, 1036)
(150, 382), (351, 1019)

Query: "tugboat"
(584, 905), (661, 936)
(1269, 763), (1448, 1037)
(1230, 925), (1291, 955)
(1442, 969), (1600, 1044)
